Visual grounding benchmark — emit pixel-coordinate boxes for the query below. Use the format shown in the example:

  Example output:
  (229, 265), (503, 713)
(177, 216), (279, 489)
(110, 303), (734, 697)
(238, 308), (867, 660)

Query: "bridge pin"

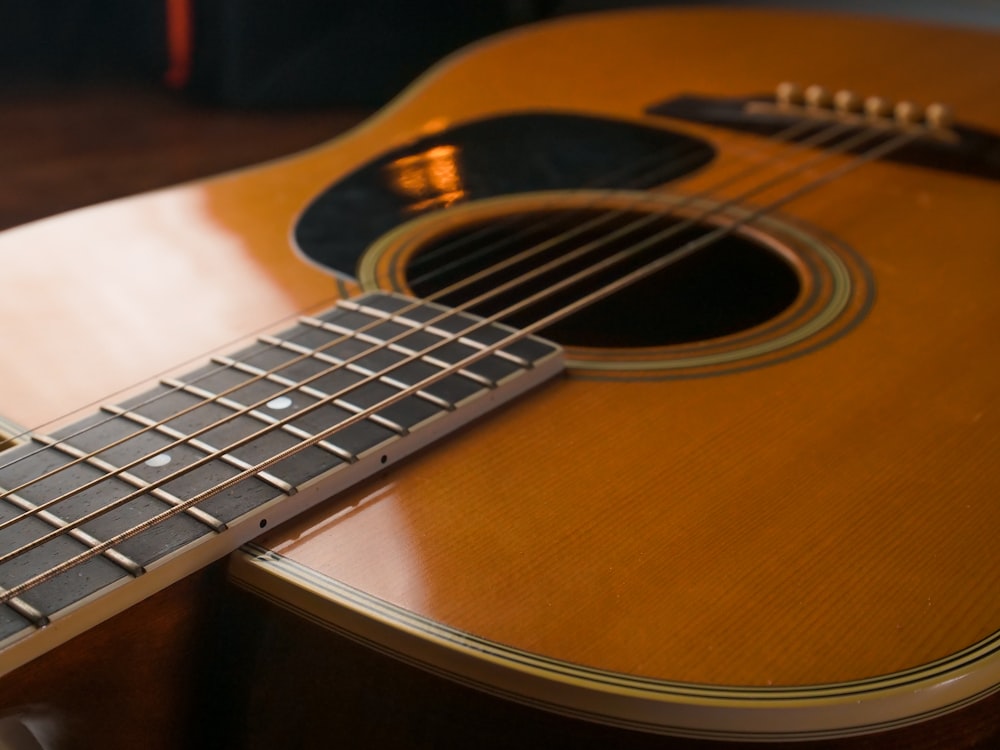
(925, 102), (954, 130)
(775, 81), (804, 106)
(863, 96), (894, 120)
(833, 90), (862, 114)
(804, 84), (833, 109)
(894, 100), (925, 125)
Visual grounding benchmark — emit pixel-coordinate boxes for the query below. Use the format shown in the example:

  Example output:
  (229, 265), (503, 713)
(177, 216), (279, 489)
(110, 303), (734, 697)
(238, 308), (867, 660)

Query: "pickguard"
(293, 112), (715, 277)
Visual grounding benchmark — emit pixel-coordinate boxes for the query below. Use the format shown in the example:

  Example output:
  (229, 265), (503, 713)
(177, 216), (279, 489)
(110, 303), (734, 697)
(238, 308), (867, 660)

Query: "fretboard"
(0, 292), (563, 675)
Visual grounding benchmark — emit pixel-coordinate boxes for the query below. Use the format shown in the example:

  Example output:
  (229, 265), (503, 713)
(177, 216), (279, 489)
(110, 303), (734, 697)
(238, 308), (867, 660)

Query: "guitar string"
(402, 116), (825, 287)
(0, 134), (751, 518)
(0, 111), (915, 554)
(0, 119), (929, 604)
(0, 113), (824, 496)
(402, 118), (837, 292)
(403, 139), (715, 280)
(396, 119), (873, 317)
(0, 113), (858, 525)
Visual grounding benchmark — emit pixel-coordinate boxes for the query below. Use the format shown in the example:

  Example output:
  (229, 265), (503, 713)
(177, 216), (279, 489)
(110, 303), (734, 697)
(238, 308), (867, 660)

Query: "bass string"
(403, 147), (710, 288)
(0, 111), (826, 497)
(403, 115), (822, 285)
(0, 108), (934, 596)
(522, 128), (923, 332)
(400, 92), (911, 292)
(413, 117), (872, 315)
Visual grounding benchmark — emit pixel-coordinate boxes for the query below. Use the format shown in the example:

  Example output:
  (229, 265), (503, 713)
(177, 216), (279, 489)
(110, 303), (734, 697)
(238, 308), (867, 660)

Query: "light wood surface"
(1, 6), (998, 746)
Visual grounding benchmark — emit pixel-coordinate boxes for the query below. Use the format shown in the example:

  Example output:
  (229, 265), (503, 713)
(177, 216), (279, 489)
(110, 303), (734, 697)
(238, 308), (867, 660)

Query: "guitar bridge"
(646, 88), (1000, 181)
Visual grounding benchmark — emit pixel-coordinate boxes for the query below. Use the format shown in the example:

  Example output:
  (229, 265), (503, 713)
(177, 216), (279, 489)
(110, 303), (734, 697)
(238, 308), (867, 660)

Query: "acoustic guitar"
(0, 7), (998, 748)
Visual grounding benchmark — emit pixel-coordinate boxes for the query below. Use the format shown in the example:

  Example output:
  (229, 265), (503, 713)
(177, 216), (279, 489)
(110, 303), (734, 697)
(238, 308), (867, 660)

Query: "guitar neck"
(0, 292), (562, 675)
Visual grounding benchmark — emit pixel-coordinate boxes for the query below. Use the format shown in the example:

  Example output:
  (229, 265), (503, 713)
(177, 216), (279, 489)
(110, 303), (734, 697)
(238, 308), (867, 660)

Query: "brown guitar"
(0, 7), (998, 749)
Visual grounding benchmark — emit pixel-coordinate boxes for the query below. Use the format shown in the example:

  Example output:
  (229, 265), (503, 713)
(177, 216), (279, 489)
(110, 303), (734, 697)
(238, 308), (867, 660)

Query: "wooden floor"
(0, 82), (369, 232)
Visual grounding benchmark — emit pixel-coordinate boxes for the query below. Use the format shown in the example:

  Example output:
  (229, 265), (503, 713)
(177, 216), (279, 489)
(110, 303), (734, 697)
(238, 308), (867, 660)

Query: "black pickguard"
(294, 112), (715, 278)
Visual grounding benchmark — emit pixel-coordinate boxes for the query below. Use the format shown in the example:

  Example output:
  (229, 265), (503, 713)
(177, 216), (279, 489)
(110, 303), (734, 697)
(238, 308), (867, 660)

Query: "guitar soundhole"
(363, 190), (870, 376)
(404, 208), (800, 348)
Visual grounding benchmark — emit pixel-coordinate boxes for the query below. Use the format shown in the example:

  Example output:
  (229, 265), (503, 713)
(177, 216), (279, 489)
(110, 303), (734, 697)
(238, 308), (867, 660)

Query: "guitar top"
(1, 6), (999, 746)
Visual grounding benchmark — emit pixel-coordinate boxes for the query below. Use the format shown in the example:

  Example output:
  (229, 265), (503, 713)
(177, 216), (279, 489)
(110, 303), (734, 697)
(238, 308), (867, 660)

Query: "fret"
(338, 296), (534, 369)
(0, 444), (136, 633)
(0, 436), (189, 559)
(160, 377), (371, 468)
(274, 318), (373, 363)
(209, 400), (357, 465)
(217, 347), (450, 435)
(346, 292), (557, 365)
(102, 404), (294, 496)
(166, 368), (401, 463)
(0, 448), (143, 628)
(315, 294), (549, 387)
(0, 526), (138, 633)
(0, 292), (563, 674)
(212, 355), (408, 435)
(303, 316), (498, 389)
(135, 379), (353, 465)
(1, 482), (144, 578)
(0, 585), (46, 628)
(276, 399), (397, 461)
(47, 411), (280, 527)
(116, 387), (349, 492)
(1, 430), (227, 570)
(34, 428), (226, 533)
(242, 336), (372, 396)
(257, 335), (455, 412)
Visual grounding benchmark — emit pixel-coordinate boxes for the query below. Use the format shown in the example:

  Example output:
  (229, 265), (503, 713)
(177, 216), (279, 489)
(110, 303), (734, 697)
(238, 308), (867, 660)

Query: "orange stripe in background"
(164, 0), (193, 88)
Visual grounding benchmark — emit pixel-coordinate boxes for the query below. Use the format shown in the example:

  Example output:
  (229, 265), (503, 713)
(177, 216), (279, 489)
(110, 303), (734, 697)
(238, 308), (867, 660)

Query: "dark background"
(0, 1), (997, 231)
(2, 1), (997, 105)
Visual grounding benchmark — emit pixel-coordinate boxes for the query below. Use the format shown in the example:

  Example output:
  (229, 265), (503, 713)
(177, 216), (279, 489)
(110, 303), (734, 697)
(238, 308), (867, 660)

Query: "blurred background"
(1, 0), (998, 230)
(2, 1), (997, 105)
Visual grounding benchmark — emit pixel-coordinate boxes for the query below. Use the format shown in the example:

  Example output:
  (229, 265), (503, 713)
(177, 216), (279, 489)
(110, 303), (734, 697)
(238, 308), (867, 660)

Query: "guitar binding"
(359, 189), (875, 380)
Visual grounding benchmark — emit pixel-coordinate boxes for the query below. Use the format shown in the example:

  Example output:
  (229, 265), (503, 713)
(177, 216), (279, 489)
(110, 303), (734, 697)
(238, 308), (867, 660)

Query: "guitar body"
(0, 7), (998, 747)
